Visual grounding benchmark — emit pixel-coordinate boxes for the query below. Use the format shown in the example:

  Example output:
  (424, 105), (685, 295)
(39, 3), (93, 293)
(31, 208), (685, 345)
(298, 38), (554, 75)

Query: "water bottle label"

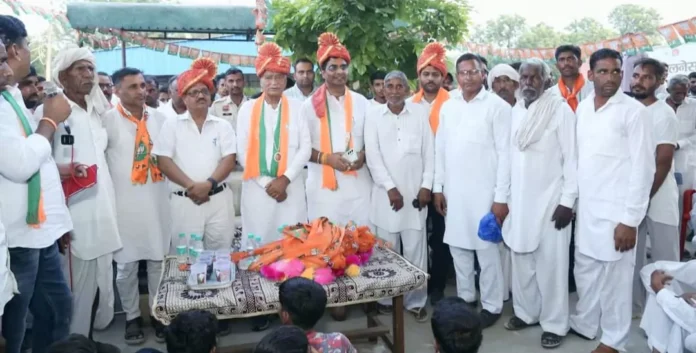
(176, 245), (187, 255)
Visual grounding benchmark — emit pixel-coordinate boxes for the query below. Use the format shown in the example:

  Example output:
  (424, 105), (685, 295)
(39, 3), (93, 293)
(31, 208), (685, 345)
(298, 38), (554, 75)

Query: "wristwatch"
(207, 177), (218, 190)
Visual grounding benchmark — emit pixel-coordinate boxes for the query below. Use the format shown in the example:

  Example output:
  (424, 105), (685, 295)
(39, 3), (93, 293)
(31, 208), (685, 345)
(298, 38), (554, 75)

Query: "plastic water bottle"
(176, 233), (188, 265)
(239, 234), (257, 271)
(189, 234), (200, 264)
(246, 233), (256, 253)
(193, 234), (204, 260)
(255, 235), (263, 247)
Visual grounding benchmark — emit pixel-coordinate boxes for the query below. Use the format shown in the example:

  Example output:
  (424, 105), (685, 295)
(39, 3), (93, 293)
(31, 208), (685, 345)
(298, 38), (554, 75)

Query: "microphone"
(43, 82), (71, 135)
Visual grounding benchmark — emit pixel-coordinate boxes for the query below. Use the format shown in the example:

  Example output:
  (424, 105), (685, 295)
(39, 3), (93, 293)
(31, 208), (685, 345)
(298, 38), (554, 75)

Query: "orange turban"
(255, 42), (291, 77)
(417, 42), (447, 76)
(316, 32), (351, 67)
(178, 57), (217, 97)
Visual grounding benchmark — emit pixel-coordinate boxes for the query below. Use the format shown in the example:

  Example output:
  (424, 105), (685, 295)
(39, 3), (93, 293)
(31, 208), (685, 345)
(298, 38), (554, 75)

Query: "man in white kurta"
(157, 76), (187, 121)
(433, 53), (511, 328)
(35, 48), (122, 338)
(302, 33), (372, 228)
(102, 68), (171, 344)
(640, 260), (696, 353)
(551, 45), (594, 111)
(237, 43), (310, 247)
(153, 59), (237, 253)
(365, 71), (434, 322)
(629, 60), (681, 315)
(503, 59), (577, 348)
(570, 49), (655, 353)
(284, 58), (316, 101)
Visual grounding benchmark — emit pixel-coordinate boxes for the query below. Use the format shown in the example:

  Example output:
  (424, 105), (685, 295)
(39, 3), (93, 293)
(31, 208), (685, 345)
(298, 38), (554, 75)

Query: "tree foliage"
(270, 0), (469, 86)
(563, 18), (618, 45)
(469, 15), (526, 48)
(470, 4), (662, 49)
(608, 4), (661, 35)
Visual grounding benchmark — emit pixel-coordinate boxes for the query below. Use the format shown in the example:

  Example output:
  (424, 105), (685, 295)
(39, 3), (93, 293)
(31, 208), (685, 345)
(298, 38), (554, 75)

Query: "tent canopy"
(66, 2), (272, 35)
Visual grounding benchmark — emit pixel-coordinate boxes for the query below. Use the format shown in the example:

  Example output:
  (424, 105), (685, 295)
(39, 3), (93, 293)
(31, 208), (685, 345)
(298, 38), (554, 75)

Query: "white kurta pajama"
(668, 98), (696, 227)
(302, 90), (373, 227)
(102, 106), (171, 321)
(639, 260), (696, 353)
(504, 96), (577, 336)
(570, 91), (655, 352)
(153, 113), (237, 251)
(365, 102), (434, 310)
(632, 101), (681, 313)
(434, 89), (511, 314)
(36, 100), (123, 336)
(236, 97), (310, 247)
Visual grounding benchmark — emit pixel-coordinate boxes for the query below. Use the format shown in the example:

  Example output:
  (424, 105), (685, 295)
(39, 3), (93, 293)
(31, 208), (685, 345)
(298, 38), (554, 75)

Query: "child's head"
(431, 297), (483, 353)
(166, 310), (218, 353)
(253, 326), (310, 353)
(48, 334), (97, 353)
(278, 277), (328, 330)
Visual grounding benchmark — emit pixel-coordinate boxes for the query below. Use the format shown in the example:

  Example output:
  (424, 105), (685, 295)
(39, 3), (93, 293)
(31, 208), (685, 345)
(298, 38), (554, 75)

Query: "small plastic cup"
(213, 259), (232, 283)
(189, 263), (208, 285)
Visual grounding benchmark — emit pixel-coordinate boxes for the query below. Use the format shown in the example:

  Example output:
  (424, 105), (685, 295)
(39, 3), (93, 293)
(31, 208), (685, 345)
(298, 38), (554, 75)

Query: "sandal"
(541, 332), (563, 349)
(504, 316), (537, 331)
(377, 303), (393, 315)
(408, 307), (429, 323)
(124, 317), (145, 345)
(568, 327), (593, 341)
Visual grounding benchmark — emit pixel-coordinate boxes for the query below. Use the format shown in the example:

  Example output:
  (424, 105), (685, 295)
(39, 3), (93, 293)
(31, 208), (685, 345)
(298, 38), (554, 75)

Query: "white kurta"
(670, 97), (696, 188)
(639, 260), (696, 353)
(35, 102), (122, 261)
(504, 98), (577, 335)
(0, 215), (17, 317)
(504, 100), (578, 253)
(284, 85), (316, 101)
(434, 89), (511, 250)
(549, 79), (594, 103)
(364, 102), (434, 232)
(645, 101), (680, 227)
(236, 97), (310, 246)
(102, 106), (171, 263)
(301, 90), (373, 226)
(571, 90), (655, 351)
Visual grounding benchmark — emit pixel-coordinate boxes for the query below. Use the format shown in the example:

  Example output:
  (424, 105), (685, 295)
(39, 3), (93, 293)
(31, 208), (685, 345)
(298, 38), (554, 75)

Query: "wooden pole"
(45, 26), (53, 79)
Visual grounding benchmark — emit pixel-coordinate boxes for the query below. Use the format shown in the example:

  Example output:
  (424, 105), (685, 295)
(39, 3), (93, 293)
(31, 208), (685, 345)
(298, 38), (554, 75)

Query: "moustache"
(631, 85), (645, 91)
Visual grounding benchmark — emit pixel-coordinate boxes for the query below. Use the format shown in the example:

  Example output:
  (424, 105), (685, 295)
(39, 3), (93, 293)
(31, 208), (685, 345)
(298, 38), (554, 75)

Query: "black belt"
(173, 183), (227, 197)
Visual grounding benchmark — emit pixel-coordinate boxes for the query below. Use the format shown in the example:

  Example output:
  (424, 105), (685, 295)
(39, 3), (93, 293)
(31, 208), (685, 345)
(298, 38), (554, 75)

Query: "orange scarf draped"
(242, 94), (290, 180)
(412, 88), (449, 133)
(116, 104), (164, 185)
(319, 89), (356, 190)
(558, 75), (585, 112)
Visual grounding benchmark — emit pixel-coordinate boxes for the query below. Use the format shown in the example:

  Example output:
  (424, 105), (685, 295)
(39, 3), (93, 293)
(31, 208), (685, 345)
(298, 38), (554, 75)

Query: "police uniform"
(211, 95), (249, 131)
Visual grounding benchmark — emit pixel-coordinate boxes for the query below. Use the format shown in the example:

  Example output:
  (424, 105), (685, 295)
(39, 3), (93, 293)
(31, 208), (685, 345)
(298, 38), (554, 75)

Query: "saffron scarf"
(1, 90), (46, 227)
(319, 89), (356, 190)
(242, 94), (290, 180)
(116, 104), (164, 185)
(412, 88), (449, 133)
(557, 75), (585, 112)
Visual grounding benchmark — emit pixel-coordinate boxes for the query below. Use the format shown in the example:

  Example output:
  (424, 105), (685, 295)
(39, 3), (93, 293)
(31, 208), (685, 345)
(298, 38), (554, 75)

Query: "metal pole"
(121, 39), (126, 67)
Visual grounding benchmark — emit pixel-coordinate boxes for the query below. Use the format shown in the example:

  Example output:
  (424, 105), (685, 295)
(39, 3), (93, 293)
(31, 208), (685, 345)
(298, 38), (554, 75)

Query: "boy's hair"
(165, 310), (218, 353)
(253, 326), (309, 353)
(431, 297), (483, 353)
(278, 277), (327, 330)
(48, 334), (97, 353)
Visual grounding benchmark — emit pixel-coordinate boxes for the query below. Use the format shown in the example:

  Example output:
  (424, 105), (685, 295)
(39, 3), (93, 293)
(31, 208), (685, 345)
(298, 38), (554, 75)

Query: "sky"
(6, 0), (695, 34)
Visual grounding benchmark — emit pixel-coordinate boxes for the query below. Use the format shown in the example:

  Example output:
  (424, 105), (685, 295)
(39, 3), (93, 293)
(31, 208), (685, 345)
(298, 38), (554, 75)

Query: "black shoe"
(430, 291), (444, 306)
(151, 316), (166, 343)
(479, 309), (501, 328)
(218, 319), (233, 336)
(251, 316), (270, 332)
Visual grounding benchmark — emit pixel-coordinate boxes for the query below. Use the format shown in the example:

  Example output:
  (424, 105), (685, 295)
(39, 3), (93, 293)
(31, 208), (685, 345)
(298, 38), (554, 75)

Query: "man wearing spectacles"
(433, 53), (512, 329)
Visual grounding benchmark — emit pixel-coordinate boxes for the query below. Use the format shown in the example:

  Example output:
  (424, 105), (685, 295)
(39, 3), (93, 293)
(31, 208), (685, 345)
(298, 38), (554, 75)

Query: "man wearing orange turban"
(301, 32), (373, 320)
(406, 42), (453, 306)
(237, 42), (310, 247)
(153, 60), (238, 334)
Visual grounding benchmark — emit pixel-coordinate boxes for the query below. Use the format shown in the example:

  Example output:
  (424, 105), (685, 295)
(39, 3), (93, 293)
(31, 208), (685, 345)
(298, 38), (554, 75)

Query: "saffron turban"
(178, 58), (217, 97)
(255, 42), (291, 77)
(417, 42), (447, 76)
(52, 47), (111, 115)
(316, 32), (351, 67)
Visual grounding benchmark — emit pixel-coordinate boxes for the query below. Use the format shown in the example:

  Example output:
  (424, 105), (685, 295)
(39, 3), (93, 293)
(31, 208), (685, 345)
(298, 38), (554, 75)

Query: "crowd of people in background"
(2, 10), (696, 353)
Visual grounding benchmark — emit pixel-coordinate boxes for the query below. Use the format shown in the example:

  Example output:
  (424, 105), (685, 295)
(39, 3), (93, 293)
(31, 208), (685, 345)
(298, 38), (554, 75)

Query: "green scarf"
(2, 90), (43, 225)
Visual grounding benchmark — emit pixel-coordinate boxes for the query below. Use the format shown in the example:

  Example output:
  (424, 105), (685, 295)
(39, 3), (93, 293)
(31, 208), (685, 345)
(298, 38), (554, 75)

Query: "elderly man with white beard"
(502, 58), (577, 349)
